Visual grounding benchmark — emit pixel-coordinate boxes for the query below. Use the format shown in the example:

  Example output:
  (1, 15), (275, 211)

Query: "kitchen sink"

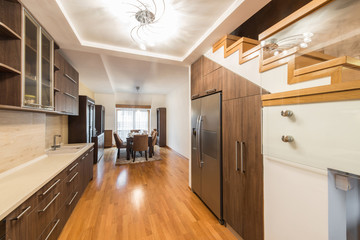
(47, 144), (87, 154)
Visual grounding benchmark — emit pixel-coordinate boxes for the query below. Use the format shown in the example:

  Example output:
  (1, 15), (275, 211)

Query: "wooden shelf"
(25, 44), (37, 55)
(0, 22), (21, 39)
(0, 63), (21, 74)
(0, 104), (61, 115)
(54, 87), (60, 92)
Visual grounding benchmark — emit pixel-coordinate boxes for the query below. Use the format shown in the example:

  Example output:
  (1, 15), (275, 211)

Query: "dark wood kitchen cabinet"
(222, 94), (263, 240)
(156, 108), (166, 147)
(54, 51), (79, 115)
(191, 56), (223, 99)
(4, 147), (94, 240)
(92, 133), (104, 163)
(191, 57), (203, 99)
(95, 105), (105, 135)
(191, 55), (264, 239)
(0, 0), (22, 107)
(68, 96), (95, 144)
(203, 67), (223, 95)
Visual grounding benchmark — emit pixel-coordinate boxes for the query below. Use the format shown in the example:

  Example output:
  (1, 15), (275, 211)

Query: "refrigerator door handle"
(195, 116), (201, 168)
(240, 141), (245, 173)
(235, 141), (239, 171)
(198, 115), (203, 168)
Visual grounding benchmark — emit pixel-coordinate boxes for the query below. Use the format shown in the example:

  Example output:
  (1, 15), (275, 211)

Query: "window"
(116, 108), (150, 140)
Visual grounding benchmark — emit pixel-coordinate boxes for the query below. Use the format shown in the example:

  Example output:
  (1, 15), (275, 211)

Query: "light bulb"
(303, 32), (313, 38)
(260, 41), (266, 47)
(304, 37), (312, 43)
(274, 50), (280, 56)
(300, 42), (308, 48)
(283, 50), (288, 55)
(139, 43), (146, 50)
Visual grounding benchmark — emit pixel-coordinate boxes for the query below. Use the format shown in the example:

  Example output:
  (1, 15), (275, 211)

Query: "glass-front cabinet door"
(41, 31), (53, 109)
(23, 11), (39, 107)
(23, 9), (54, 109)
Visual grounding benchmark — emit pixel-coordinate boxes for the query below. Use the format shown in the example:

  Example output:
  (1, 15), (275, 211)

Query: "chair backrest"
(113, 132), (123, 148)
(130, 130), (140, 133)
(151, 131), (157, 146)
(132, 134), (148, 151)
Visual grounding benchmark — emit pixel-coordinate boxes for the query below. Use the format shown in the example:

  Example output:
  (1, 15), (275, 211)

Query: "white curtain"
(116, 108), (149, 140)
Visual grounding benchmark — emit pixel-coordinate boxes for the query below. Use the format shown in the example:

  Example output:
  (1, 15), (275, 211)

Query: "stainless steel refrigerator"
(191, 92), (222, 222)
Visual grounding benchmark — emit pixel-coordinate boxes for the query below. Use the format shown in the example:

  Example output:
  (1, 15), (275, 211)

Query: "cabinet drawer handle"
(240, 142), (245, 174)
(192, 94), (200, 99)
(90, 148), (94, 152)
(38, 192), (60, 213)
(69, 163), (79, 172)
(11, 206), (31, 221)
(281, 135), (294, 143)
(44, 219), (60, 240)
(68, 192), (78, 206)
(64, 92), (77, 100)
(281, 110), (293, 117)
(81, 156), (85, 160)
(64, 73), (77, 84)
(41, 179), (61, 196)
(205, 88), (216, 94)
(67, 172), (79, 184)
(85, 153), (89, 157)
(235, 141), (239, 171)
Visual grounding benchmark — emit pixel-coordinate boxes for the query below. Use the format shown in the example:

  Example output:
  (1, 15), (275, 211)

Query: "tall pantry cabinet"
(191, 56), (264, 240)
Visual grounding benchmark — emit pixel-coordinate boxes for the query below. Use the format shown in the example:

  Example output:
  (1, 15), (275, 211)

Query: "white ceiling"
(20, 0), (270, 94)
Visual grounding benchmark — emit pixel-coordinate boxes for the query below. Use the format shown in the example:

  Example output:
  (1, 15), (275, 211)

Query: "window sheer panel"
(116, 108), (150, 140)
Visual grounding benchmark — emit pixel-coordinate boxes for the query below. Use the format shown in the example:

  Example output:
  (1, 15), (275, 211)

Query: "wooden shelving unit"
(0, 63), (21, 74)
(0, 22), (21, 39)
(0, 0), (22, 106)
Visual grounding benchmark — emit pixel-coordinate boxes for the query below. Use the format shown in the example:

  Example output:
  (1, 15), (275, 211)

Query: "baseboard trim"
(165, 146), (189, 161)
(226, 224), (244, 240)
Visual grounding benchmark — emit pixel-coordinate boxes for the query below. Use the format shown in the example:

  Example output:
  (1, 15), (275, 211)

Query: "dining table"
(126, 135), (154, 160)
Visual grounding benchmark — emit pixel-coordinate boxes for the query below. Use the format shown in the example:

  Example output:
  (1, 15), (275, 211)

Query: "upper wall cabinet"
(0, 1), (80, 115)
(191, 56), (223, 99)
(23, 10), (54, 110)
(54, 50), (79, 115)
(0, 0), (22, 106)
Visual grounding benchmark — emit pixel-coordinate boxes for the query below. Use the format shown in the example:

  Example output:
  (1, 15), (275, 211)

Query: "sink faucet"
(51, 135), (62, 150)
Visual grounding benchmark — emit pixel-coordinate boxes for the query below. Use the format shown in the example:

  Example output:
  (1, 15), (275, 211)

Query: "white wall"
(94, 93), (116, 132)
(166, 80), (191, 159)
(94, 92), (166, 132)
(115, 93), (166, 131)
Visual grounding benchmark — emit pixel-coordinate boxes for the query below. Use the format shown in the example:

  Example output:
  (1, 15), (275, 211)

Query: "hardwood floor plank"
(58, 147), (237, 240)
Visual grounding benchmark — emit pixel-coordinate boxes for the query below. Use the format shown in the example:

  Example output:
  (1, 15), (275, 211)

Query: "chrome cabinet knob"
(281, 110), (293, 117)
(281, 135), (294, 142)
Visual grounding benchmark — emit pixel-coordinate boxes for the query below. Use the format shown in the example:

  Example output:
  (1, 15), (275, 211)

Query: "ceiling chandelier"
(128, 0), (166, 50)
(261, 32), (314, 56)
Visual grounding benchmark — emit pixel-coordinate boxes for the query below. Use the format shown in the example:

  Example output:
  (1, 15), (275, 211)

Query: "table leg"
(126, 141), (131, 160)
(148, 137), (153, 158)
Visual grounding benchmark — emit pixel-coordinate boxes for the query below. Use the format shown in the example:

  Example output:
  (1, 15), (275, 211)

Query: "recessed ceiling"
(58, 0), (236, 58)
(20, 0), (270, 94)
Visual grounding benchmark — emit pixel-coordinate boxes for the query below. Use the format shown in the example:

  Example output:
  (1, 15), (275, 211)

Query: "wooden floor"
(58, 147), (237, 240)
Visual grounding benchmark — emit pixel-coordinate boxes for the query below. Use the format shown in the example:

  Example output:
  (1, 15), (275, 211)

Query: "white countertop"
(0, 143), (94, 220)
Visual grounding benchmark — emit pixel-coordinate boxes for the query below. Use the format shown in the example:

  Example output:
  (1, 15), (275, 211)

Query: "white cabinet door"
(263, 100), (360, 175)
(264, 156), (328, 240)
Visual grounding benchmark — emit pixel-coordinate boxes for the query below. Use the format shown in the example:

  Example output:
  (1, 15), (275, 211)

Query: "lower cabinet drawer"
(263, 100), (360, 172)
(28, 189), (63, 238)
(64, 189), (80, 221)
(38, 208), (66, 240)
(62, 170), (79, 200)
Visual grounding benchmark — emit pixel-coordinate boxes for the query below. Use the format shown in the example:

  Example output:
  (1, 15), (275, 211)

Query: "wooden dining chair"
(114, 132), (127, 159)
(151, 130), (157, 155)
(132, 134), (148, 162)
